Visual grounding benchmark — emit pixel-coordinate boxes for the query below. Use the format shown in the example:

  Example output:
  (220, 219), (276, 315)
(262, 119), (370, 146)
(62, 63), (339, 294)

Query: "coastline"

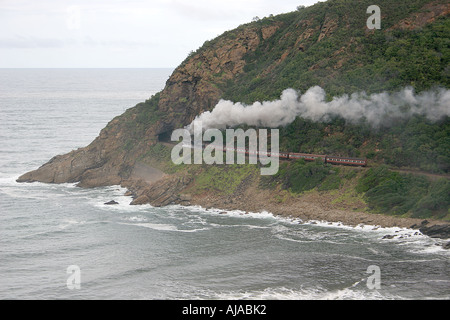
(188, 188), (447, 230)
(171, 174), (450, 244)
(185, 192), (450, 248)
(116, 161), (450, 243)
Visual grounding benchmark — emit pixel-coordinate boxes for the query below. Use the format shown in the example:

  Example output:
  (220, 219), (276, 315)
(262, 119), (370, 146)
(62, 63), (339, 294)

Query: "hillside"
(17, 0), (450, 231)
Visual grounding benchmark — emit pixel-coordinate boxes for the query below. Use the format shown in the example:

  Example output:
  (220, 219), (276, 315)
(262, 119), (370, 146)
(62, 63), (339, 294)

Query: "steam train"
(189, 142), (367, 167)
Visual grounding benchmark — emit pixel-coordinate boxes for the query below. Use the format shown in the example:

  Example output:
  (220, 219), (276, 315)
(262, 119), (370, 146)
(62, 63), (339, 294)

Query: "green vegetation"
(259, 160), (449, 220)
(278, 115), (450, 173)
(135, 93), (162, 127)
(261, 159), (342, 193)
(119, 93), (162, 144)
(356, 166), (449, 219)
(114, 93), (163, 153)
(192, 164), (258, 195)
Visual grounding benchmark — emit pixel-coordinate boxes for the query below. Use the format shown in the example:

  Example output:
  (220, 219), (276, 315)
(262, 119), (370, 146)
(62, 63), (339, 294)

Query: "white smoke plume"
(188, 86), (450, 131)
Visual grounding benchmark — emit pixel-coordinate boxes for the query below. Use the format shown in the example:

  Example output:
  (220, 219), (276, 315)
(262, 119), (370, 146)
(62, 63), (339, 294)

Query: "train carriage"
(325, 156), (367, 167)
(288, 153), (326, 161)
(273, 151), (290, 159)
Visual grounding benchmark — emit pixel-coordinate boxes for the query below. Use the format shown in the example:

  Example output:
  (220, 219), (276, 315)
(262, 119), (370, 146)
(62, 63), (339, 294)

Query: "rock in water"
(419, 224), (450, 239)
(104, 200), (119, 205)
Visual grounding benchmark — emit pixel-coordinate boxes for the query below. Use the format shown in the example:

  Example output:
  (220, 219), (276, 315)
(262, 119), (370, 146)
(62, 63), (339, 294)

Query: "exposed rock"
(261, 24), (281, 40)
(317, 15), (338, 42)
(104, 200), (119, 205)
(419, 224), (450, 239)
(124, 191), (133, 197)
(179, 194), (192, 201)
(130, 194), (150, 206)
(130, 162), (165, 184)
(130, 175), (193, 207)
(389, 1), (450, 31)
(16, 115), (135, 188)
(157, 26), (262, 133)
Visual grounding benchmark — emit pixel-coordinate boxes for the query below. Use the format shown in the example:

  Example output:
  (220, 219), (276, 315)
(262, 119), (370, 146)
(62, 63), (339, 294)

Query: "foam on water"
(176, 204), (449, 256)
(119, 222), (181, 232)
(197, 285), (401, 300)
(122, 215), (148, 223)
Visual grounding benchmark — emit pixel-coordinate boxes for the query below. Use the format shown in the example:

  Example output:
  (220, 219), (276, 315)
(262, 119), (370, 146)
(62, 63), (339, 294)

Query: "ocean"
(0, 69), (448, 300)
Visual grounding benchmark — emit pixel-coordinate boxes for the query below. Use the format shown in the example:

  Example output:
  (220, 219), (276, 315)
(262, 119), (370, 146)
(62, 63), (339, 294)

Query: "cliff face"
(154, 26), (262, 134)
(17, 0), (449, 191)
(17, 119), (125, 187)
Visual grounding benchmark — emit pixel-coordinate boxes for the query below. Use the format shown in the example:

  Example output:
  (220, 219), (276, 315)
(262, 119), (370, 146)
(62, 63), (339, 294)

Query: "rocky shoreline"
(185, 198), (450, 249)
(187, 190), (450, 243)
(115, 165), (450, 246)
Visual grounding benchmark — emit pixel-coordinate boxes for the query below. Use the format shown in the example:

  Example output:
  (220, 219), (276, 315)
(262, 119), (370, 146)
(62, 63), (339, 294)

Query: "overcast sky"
(0, 0), (320, 68)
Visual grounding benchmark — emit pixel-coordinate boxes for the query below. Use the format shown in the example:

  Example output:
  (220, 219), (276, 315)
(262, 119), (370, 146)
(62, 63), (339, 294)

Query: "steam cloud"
(188, 86), (450, 131)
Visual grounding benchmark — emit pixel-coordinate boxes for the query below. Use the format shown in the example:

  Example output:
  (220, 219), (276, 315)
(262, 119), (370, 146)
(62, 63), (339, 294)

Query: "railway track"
(160, 141), (450, 179)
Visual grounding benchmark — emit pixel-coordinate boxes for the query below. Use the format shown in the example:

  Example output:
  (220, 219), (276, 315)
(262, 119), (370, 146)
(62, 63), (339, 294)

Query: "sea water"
(0, 69), (448, 300)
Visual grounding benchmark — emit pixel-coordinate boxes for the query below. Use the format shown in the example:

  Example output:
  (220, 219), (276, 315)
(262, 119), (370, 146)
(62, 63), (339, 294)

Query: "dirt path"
(390, 168), (450, 181)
